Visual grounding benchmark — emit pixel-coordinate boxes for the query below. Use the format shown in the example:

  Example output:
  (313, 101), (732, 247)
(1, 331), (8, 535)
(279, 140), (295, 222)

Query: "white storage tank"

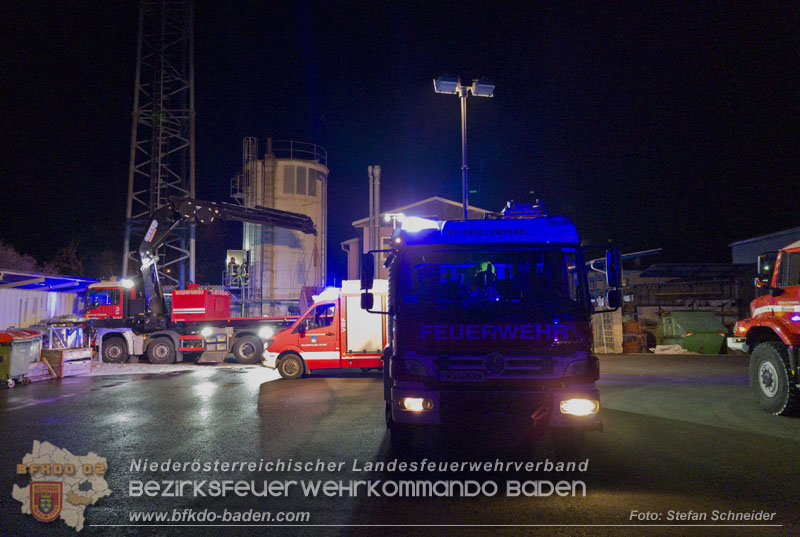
(238, 139), (328, 315)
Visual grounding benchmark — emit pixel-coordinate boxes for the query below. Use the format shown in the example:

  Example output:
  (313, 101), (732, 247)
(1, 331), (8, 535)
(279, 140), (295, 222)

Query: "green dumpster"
(655, 311), (727, 354)
(0, 329), (42, 387)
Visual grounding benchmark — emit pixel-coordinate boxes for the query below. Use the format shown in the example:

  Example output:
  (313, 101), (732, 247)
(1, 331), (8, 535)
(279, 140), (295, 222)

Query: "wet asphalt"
(1, 354), (799, 537)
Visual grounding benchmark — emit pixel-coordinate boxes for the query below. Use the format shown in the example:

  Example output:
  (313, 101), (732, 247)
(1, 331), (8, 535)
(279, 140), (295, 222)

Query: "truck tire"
(102, 337), (129, 363)
(147, 337), (176, 365)
(278, 353), (304, 380)
(750, 341), (800, 416)
(232, 335), (263, 364)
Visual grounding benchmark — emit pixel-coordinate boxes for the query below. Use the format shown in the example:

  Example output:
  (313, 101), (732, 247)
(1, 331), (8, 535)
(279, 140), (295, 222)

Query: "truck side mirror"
(361, 253), (375, 290)
(361, 292), (374, 310)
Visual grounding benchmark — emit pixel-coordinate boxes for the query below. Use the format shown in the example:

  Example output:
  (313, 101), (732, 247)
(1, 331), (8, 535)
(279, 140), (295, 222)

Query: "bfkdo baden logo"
(12, 441), (110, 532)
(31, 482), (63, 522)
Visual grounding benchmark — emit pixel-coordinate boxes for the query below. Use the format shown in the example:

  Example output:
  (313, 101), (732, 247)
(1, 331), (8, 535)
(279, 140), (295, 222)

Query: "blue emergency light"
(396, 217), (579, 246)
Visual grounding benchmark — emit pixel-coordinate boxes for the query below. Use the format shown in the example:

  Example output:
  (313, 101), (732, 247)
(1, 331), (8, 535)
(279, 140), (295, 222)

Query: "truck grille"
(440, 391), (552, 419)
(437, 355), (553, 376)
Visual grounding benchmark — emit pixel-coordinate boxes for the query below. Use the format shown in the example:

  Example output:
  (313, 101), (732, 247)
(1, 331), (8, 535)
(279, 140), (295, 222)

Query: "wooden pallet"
(32, 348), (93, 381)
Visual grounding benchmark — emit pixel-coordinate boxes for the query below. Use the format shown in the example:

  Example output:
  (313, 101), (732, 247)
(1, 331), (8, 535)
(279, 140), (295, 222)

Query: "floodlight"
(433, 76), (460, 94)
(471, 79), (495, 97)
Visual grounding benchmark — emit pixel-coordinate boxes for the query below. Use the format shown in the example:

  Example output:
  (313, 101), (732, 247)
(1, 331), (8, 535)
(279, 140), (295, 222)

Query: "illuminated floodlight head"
(120, 279), (135, 289)
(433, 76), (460, 94)
(384, 212), (406, 224)
(200, 326), (213, 337)
(471, 79), (495, 97)
(401, 216), (440, 233)
(312, 287), (340, 303)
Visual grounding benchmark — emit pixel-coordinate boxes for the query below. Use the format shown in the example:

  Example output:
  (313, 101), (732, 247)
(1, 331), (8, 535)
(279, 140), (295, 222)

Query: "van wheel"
(147, 337), (176, 364)
(102, 337), (128, 363)
(278, 353), (304, 379)
(233, 335), (263, 364)
(750, 341), (800, 416)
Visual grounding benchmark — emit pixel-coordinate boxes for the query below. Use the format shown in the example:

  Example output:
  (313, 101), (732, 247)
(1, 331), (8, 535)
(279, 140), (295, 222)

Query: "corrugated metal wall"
(0, 289), (81, 330)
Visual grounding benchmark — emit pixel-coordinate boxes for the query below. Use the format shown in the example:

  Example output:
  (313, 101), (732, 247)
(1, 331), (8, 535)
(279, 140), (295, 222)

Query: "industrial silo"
(236, 138), (328, 316)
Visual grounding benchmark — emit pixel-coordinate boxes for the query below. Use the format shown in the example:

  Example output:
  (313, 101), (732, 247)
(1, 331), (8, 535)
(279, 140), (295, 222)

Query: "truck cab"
(733, 241), (800, 415)
(85, 280), (145, 327)
(360, 208), (621, 448)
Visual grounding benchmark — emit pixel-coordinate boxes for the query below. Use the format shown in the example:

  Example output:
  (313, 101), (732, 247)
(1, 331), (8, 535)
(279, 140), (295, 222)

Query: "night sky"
(2, 2), (799, 284)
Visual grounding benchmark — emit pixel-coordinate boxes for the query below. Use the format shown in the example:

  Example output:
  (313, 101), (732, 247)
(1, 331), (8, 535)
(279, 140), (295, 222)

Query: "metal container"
(656, 311), (727, 354)
(0, 329), (42, 386)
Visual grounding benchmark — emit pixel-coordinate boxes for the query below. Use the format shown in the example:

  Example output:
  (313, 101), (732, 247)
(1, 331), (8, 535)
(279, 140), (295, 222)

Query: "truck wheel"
(278, 353), (304, 379)
(750, 341), (800, 416)
(102, 337), (129, 363)
(232, 335), (263, 364)
(147, 337), (176, 365)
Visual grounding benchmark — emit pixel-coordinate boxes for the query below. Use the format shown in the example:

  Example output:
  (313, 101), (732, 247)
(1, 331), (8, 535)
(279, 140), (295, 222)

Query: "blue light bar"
(396, 217), (579, 246)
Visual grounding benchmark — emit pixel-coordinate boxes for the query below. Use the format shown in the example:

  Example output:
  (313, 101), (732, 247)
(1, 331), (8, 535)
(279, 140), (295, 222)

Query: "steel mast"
(123, 0), (196, 288)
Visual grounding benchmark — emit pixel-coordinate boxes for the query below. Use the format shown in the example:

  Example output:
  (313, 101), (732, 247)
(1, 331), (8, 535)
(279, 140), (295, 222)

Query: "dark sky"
(2, 2), (799, 283)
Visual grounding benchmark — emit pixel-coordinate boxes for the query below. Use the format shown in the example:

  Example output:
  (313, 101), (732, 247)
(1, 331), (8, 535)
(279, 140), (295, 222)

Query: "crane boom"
(138, 197), (317, 320)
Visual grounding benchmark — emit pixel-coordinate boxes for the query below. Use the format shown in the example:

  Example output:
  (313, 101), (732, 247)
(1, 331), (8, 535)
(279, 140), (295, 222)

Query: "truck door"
(86, 288), (122, 319)
(774, 250), (800, 319)
(296, 302), (340, 370)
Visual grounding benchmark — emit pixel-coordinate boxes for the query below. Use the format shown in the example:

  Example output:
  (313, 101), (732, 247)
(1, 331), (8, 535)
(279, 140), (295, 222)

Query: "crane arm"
(138, 197), (317, 317)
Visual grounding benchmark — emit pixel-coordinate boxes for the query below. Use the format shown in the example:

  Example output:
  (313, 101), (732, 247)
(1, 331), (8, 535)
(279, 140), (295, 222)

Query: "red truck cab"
(733, 240), (800, 415)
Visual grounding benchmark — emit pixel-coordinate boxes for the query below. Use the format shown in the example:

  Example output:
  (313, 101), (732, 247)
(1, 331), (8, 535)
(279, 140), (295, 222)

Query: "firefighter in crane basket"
(228, 256), (240, 288)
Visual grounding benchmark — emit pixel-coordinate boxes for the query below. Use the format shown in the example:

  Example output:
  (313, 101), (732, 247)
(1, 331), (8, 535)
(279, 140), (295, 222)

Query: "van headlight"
(259, 326), (275, 339)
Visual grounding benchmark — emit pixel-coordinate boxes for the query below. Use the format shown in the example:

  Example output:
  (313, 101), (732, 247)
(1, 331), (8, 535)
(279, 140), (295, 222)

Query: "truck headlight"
(258, 326), (275, 339)
(399, 397), (433, 412)
(560, 398), (599, 416)
(200, 327), (213, 337)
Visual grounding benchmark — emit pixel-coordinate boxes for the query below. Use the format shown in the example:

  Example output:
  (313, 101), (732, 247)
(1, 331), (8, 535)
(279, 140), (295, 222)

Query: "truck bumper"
(390, 381), (601, 431)
(262, 352), (278, 369)
(727, 337), (748, 353)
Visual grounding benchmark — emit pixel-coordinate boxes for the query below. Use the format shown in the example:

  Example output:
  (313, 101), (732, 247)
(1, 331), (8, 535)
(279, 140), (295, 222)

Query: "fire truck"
(86, 196), (316, 365)
(731, 241), (800, 416)
(359, 202), (622, 447)
(263, 280), (388, 378)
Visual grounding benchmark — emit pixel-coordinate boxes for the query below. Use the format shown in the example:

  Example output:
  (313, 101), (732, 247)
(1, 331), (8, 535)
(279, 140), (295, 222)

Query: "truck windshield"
(87, 289), (120, 310)
(399, 247), (585, 311)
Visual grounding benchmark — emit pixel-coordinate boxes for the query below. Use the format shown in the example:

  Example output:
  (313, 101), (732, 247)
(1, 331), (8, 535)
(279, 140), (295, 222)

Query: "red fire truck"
(263, 280), (388, 378)
(359, 202), (622, 448)
(86, 196), (315, 365)
(732, 240), (800, 416)
(87, 282), (296, 364)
